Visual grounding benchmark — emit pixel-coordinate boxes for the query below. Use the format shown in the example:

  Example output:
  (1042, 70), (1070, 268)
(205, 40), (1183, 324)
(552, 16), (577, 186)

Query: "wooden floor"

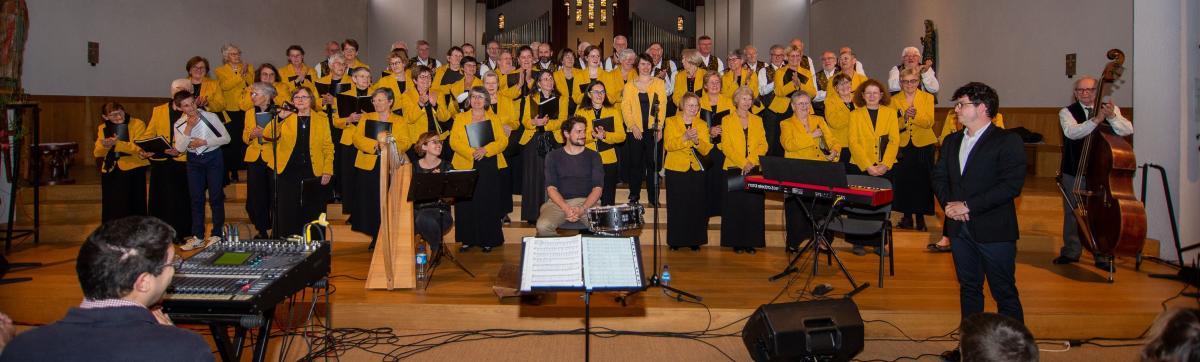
(0, 171), (1195, 352)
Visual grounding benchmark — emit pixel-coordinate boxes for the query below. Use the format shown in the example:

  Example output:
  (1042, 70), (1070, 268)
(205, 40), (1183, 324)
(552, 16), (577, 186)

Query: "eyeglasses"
(590, 90), (606, 95)
(163, 255), (183, 270)
(293, 95), (312, 100)
(901, 79), (920, 84)
(1074, 88), (1095, 93)
(954, 102), (979, 109)
(425, 139), (442, 145)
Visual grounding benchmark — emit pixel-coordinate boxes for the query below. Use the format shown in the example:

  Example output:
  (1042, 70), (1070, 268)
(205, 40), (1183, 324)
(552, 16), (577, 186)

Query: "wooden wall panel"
(27, 95), (168, 167)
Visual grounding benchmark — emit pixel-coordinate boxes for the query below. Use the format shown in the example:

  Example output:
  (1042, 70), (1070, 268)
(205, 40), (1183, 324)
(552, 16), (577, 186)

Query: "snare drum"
(586, 203), (644, 234)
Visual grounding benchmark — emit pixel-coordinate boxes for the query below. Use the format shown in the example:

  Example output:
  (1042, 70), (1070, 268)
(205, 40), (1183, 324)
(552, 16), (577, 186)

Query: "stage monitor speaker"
(741, 299), (864, 362)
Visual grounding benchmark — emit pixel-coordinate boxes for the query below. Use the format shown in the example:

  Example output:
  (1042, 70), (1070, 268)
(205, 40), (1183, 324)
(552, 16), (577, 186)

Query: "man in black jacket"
(0, 217), (212, 361)
(934, 82), (1026, 323)
(934, 82), (1026, 362)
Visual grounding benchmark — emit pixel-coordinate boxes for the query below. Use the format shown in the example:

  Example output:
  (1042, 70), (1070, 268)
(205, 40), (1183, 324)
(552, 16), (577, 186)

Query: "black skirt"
(277, 168), (327, 238)
(703, 149), (726, 217)
(245, 160), (273, 234)
(665, 170), (707, 247)
(720, 168), (765, 248)
(223, 110), (247, 174)
(520, 132), (549, 223)
(455, 157), (505, 247)
(336, 143), (357, 215)
(147, 160), (191, 243)
(101, 166), (147, 223)
(619, 133), (662, 204)
(349, 162), (380, 237)
(893, 144), (935, 215)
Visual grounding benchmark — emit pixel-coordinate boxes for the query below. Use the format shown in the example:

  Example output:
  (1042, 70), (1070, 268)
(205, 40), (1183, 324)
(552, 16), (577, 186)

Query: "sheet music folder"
(519, 235), (645, 293)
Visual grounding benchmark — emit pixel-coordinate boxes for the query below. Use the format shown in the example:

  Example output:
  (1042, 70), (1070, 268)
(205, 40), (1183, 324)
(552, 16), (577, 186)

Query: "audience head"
(172, 90), (198, 115)
(391, 40), (408, 52)
(461, 43), (476, 57)
(286, 45), (305, 66)
(901, 46), (921, 68)
(76, 216), (178, 306)
(415, 131), (442, 158)
(557, 48), (577, 68)
(537, 43), (553, 63)
(342, 39), (360, 61)
(169, 78), (191, 97)
(703, 72), (722, 94)
(1141, 308), (1200, 362)
(790, 90), (812, 115)
(324, 41), (341, 57)
(832, 73), (853, 96)
(561, 116), (588, 146)
(769, 45), (786, 66)
(821, 51), (837, 70)
(413, 65), (434, 90)
(790, 38), (805, 54)
(617, 49), (637, 69)
(726, 48), (745, 71)
(350, 67), (372, 89)
(185, 56), (209, 79)
(959, 313), (1037, 362)
(680, 92), (700, 116)
(1072, 76), (1098, 106)
(743, 45), (758, 64)
(446, 46), (464, 66)
(697, 35), (714, 56)
(290, 87), (313, 111)
(255, 63), (280, 83)
(100, 102), (127, 123)
(483, 70), (500, 94)
(647, 42), (664, 62)
(371, 87), (395, 111)
(899, 68), (922, 93)
(636, 53), (654, 76)
(468, 86), (491, 110)
(583, 81), (611, 109)
(951, 81), (999, 120)
(732, 86), (754, 111)
(853, 79), (889, 108)
(786, 46), (804, 68)
(584, 46), (603, 68)
(682, 49), (703, 72)
(387, 49), (409, 75)
(220, 43), (242, 64)
(462, 56), (479, 76)
(486, 40), (501, 59)
(250, 82), (276, 107)
(328, 52), (347, 77)
(517, 46), (536, 69)
(417, 39), (432, 59)
(613, 36), (628, 52)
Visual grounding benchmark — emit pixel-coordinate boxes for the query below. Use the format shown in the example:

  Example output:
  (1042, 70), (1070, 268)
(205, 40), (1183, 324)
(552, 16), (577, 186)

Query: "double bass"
(1059, 49), (1146, 280)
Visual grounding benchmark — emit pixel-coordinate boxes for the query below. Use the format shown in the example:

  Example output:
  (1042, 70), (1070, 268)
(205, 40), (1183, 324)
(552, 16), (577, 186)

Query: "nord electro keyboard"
(744, 175), (893, 207)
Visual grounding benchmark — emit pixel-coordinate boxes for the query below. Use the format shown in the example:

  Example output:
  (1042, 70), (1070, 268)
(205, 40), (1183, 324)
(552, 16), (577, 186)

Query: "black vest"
(1060, 102), (1090, 176)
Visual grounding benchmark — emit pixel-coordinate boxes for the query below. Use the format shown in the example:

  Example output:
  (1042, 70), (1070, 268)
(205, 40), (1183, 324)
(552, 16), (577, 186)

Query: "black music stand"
(760, 157), (870, 298)
(520, 235), (646, 362)
(409, 170), (479, 288)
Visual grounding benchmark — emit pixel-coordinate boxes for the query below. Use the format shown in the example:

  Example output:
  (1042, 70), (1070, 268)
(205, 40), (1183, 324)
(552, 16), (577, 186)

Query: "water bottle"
(416, 245), (428, 285)
(661, 265), (671, 286)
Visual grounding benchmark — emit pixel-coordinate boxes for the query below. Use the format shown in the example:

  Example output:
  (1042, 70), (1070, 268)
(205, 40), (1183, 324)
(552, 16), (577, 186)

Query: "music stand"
(519, 235), (646, 362)
(760, 156), (870, 298)
(408, 170), (479, 288)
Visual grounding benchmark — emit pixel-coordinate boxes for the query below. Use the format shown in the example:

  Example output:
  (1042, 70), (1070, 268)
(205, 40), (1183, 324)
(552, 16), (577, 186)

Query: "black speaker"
(741, 299), (864, 362)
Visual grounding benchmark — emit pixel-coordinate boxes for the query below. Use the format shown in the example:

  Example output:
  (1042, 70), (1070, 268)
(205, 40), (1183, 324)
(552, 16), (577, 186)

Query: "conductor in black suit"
(933, 82), (1026, 325)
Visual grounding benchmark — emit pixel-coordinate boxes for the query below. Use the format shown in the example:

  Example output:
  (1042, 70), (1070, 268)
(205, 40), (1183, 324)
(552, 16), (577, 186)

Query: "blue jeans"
(187, 150), (225, 238)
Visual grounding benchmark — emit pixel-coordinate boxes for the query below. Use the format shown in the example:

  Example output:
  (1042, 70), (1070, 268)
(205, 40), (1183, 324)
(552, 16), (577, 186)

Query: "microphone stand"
(643, 96), (701, 302)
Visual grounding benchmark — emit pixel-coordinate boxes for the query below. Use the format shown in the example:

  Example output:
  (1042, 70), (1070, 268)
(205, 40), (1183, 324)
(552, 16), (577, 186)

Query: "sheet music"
(582, 237), (642, 290)
(519, 236), (584, 292)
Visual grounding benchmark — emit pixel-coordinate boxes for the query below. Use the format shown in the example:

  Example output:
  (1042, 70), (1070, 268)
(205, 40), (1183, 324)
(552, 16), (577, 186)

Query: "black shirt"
(544, 148), (603, 199)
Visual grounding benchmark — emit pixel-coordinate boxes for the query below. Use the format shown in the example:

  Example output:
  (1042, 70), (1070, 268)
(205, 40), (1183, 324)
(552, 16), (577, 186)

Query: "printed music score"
(519, 235), (644, 292)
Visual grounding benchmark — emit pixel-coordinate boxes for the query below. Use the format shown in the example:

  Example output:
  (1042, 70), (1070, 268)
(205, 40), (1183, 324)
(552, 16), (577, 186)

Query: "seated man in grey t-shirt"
(536, 116), (604, 236)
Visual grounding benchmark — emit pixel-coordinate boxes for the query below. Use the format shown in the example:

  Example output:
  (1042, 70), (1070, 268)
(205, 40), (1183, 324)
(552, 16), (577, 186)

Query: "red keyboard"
(744, 175), (893, 207)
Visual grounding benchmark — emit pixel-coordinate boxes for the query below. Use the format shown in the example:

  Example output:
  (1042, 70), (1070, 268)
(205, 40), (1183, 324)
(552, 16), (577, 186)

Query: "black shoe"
(746, 248), (756, 255)
(915, 217), (927, 231)
(669, 246), (680, 251)
(852, 246), (867, 256)
(897, 215), (915, 230)
(940, 349), (961, 362)
(629, 195), (640, 204)
(254, 232), (269, 239)
(368, 241), (376, 251)
(1052, 256), (1078, 265)
(459, 245), (471, 252)
(689, 246), (700, 251)
(1095, 259), (1113, 272)
(501, 216), (511, 225)
(734, 248), (745, 254)
(481, 246), (494, 253)
(786, 246), (800, 254)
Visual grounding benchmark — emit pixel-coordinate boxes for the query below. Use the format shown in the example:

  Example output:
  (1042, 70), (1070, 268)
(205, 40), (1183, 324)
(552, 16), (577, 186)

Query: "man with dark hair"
(959, 313), (1037, 362)
(0, 216), (212, 361)
(535, 117), (604, 236)
(1141, 308), (1200, 362)
(933, 82), (1026, 361)
(696, 35), (724, 73)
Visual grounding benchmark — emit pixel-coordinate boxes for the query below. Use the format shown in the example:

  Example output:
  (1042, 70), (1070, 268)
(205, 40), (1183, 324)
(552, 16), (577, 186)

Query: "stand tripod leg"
(769, 237), (816, 281)
(439, 243), (475, 278)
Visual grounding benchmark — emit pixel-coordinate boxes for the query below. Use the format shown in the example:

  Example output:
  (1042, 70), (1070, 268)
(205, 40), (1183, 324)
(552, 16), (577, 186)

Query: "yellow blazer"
(215, 63), (254, 111)
(352, 111), (412, 171)
(780, 114), (838, 161)
(278, 64), (318, 100)
(448, 77), (484, 111)
(334, 86), (376, 145)
(261, 112), (334, 176)
(449, 112), (511, 170)
(940, 113), (1005, 144)
(576, 66), (608, 103)
(891, 90), (937, 147)
(768, 66), (818, 114)
(242, 106), (276, 162)
(497, 70), (525, 100)
(519, 92), (569, 145)
(193, 78), (226, 113)
(554, 68), (587, 106)
(313, 74), (351, 110)
(662, 115), (713, 172)
(346, 58), (370, 71)
(719, 112), (768, 170)
(699, 94), (735, 120)
(848, 106), (901, 171)
(94, 118), (150, 172)
(827, 72), (868, 94)
(431, 65), (465, 95)
(821, 91), (854, 149)
(400, 88), (453, 141)
(672, 70), (706, 108)
(619, 78), (668, 133)
(373, 75), (410, 111)
(604, 68), (636, 106)
(720, 68), (760, 99)
(141, 103), (186, 162)
(572, 105), (627, 164)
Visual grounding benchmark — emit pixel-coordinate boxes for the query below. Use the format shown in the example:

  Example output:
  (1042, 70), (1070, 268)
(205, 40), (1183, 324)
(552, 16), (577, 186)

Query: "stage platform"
(0, 172), (1194, 360)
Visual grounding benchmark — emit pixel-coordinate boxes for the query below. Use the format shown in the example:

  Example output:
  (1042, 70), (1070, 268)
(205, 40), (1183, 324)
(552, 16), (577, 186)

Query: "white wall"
(430, 0), (486, 56)
(742, 0), (809, 55)
(368, 0), (429, 70)
(23, 0), (369, 97)
(695, 0), (741, 57)
(809, 0), (1133, 107)
(1134, 0), (1200, 262)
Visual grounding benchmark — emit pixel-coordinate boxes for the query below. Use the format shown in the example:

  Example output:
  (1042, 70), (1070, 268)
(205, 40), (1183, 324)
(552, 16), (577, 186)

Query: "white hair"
(251, 82), (276, 99)
(618, 49), (637, 61)
(170, 78), (191, 95)
(902, 46), (920, 57)
(220, 43), (241, 63)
